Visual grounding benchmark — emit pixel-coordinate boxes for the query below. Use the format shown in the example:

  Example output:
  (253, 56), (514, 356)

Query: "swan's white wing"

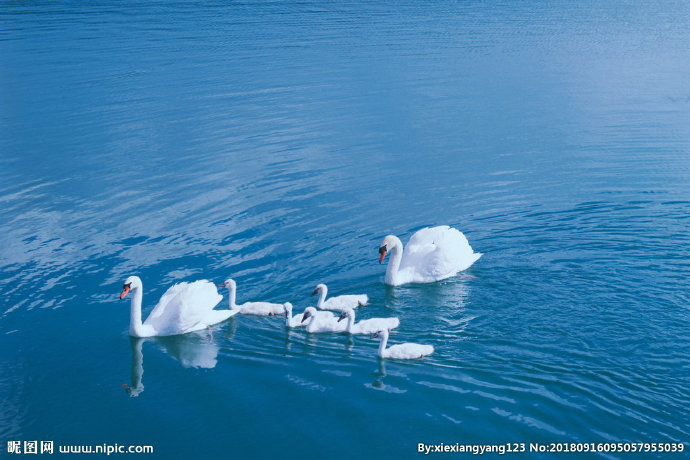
(289, 309), (334, 327)
(307, 314), (348, 333)
(288, 313), (304, 327)
(321, 294), (369, 312)
(144, 280), (222, 335)
(385, 343), (434, 359)
(405, 225), (451, 248)
(239, 301), (285, 316)
(352, 317), (400, 335)
(315, 310), (336, 320)
(203, 309), (239, 325)
(400, 226), (481, 282)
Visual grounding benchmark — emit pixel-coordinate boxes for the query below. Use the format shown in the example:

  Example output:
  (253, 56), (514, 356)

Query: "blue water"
(2, 1), (689, 458)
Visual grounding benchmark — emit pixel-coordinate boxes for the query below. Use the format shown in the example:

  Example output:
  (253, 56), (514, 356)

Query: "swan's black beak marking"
(378, 245), (387, 264)
(337, 311), (347, 322)
(301, 311), (312, 323)
(310, 289), (318, 296)
(120, 282), (132, 300)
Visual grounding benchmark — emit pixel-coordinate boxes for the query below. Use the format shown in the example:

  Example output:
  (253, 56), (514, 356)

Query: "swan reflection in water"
(371, 358), (386, 389)
(368, 358), (406, 393)
(124, 325), (231, 397)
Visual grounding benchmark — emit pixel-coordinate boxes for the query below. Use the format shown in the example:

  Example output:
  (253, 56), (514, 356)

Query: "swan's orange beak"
(310, 289), (318, 296)
(378, 247), (387, 263)
(120, 285), (130, 300)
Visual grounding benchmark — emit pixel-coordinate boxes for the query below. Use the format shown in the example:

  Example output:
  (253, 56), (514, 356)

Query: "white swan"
(119, 276), (236, 338)
(311, 283), (368, 312)
(378, 225), (481, 286)
(284, 302), (335, 328)
(337, 308), (400, 335)
(371, 329), (434, 359)
(217, 279), (286, 316)
(300, 307), (348, 333)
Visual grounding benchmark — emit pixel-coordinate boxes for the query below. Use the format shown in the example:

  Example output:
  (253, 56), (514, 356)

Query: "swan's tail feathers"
(207, 309), (239, 325)
(453, 251), (482, 274)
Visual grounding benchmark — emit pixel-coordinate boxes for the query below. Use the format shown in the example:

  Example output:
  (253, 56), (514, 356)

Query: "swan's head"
(378, 235), (398, 263)
(337, 309), (354, 322)
(217, 279), (236, 290)
(283, 302), (293, 318)
(301, 306), (318, 324)
(371, 329), (390, 340)
(311, 283), (327, 297)
(120, 276), (142, 299)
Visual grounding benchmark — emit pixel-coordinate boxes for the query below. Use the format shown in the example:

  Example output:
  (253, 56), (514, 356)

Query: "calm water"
(1, 1), (689, 458)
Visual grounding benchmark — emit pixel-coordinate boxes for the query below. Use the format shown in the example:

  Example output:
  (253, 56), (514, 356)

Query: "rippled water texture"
(1, 1), (689, 458)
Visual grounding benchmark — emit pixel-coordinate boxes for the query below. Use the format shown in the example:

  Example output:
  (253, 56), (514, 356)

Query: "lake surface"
(1, 1), (689, 458)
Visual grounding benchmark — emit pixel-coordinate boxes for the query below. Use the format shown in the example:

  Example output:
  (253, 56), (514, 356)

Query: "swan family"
(119, 225), (481, 359)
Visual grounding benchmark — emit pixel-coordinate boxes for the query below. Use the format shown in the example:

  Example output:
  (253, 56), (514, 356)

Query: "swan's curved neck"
(285, 310), (293, 327)
(377, 332), (389, 357)
(227, 284), (238, 309)
(345, 311), (355, 333)
(129, 286), (146, 337)
(316, 286), (327, 308)
(306, 314), (316, 332)
(384, 237), (404, 285)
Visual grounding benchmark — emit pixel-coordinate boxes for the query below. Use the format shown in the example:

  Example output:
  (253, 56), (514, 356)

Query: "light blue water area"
(1, 1), (689, 458)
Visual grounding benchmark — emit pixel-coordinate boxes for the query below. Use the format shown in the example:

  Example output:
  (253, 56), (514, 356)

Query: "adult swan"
(119, 276), (237, 337)
(378, 226), (481, 286)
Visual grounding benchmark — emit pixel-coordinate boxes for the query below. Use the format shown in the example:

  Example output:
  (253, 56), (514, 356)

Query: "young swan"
(300, 307), (347, 333)
(284, 302), (335, 328)
(217, 279), (285, 316)
(337, 308), (400, 335)
(311, 283), (368, 312)
(371, 329), (433, 359)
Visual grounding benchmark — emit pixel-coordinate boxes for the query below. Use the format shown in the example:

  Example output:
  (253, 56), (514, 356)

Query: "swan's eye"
(378, 245), (387, 255)
(123, 283), (131, 289)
